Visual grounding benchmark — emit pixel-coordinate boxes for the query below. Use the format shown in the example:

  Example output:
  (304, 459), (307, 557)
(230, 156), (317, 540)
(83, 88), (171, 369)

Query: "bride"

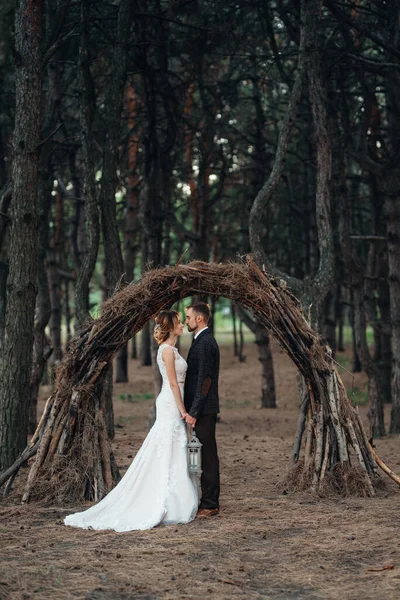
(64, 310), (198, 532)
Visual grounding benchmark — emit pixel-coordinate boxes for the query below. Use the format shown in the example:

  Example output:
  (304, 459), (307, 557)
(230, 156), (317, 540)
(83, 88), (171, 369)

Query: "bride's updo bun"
(153, 310), (179, 345)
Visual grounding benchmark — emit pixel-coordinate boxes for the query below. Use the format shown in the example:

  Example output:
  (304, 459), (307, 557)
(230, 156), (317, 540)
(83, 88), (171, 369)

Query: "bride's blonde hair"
(153, 310), (179, 345)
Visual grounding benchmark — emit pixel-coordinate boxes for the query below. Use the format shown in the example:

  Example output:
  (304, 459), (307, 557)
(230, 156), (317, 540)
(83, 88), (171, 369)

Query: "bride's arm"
(162, 347), (187, 418)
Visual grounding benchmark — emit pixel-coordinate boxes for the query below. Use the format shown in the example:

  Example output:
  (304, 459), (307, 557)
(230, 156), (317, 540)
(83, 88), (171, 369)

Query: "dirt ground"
(1, 336), (400, 600)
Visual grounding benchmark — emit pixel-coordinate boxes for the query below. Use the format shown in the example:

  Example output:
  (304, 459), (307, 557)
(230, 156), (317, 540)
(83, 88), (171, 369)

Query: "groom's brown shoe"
(196, 508), (219, 518)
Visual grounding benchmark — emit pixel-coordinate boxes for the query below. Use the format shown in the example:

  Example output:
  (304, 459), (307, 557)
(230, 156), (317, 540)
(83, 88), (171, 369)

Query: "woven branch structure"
(1, 257), (384, 502)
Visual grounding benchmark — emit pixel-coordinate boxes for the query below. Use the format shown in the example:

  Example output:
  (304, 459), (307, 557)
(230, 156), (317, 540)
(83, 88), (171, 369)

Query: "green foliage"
(334, 353), (352, 370)
(335, 326), (374, 346)
(349, 387), (369, 407)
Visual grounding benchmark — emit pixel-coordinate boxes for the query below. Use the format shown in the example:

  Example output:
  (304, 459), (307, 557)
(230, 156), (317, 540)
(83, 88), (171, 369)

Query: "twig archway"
(1, 258), (391, 502)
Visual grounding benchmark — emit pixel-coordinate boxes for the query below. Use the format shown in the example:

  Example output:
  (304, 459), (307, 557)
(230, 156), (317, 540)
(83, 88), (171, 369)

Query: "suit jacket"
(184, 328), (220, 418)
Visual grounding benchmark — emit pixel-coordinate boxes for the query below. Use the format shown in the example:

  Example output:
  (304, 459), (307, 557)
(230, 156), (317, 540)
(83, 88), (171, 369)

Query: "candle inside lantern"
(187, 430), (202, 474)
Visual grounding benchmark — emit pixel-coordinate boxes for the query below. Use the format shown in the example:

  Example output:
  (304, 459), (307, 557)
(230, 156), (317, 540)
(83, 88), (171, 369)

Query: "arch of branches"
(0, 258), (391, 503)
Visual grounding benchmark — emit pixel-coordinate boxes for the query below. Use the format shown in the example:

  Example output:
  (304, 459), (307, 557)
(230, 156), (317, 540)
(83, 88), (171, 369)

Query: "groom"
(184, 303), (220, 517)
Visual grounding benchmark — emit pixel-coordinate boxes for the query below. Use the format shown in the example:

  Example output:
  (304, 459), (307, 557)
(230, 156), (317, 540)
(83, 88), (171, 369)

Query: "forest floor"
(1, 336), (400, 600)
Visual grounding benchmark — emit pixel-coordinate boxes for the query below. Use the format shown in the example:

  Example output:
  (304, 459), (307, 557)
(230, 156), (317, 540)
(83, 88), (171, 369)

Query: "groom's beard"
(186, 325), (197, 333)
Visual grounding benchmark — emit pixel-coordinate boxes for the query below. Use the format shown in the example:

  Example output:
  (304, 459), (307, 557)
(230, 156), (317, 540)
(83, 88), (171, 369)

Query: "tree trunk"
(125, 82), (139, 285)
(140, 322), (152, 366)
(257, 332), (276, 408)
(238, 319), (246, 363)
(98, 0), (134, 427)
(140, 54), (164, 271)
(335, 139), (385, 437)
(238, 307), (276, 408)
(301, 0), (335, 326)
(100, 0), (133, 288)
(249, 0), (306, 292)
(382, 9), (400, 430)
(387, 189), (400, 431)
(64, 279), (72, 346)
(352, 286), (385, 437)
(0, 260), (8, 349)
(70, 148), (85, 273)
(48, 190), (63, 366)
(30, 41), (66, 430)
(29, 160), (52, 433)
(74, 0), (100, 325)
(232, 302), (238, 357)
(336, 285), (345, 352)
(121, 81), (140, 373)
(349, 298), (362, 372)
(0, 0), (42, 469)
(114, 344), (128, 384)
(131, 336), (137, 360)
(249, 0), (335, 329)
(322, 289), (337, 356)
(374, 243), (391, 403)
(209, 296), (216, 336)
(101, 365), (115, 440)
(0, 187), (11, 341)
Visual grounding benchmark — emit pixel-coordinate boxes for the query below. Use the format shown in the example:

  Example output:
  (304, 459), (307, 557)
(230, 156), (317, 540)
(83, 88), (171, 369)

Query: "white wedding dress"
(64, 344), (198, 532)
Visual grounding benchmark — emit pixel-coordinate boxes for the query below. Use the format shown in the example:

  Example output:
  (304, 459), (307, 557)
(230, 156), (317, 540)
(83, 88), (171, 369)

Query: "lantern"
(187, 429), (202, 474)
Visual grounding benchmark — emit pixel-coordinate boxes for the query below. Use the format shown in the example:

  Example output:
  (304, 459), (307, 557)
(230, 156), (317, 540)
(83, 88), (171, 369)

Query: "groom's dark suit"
(184, 328), (220, 510)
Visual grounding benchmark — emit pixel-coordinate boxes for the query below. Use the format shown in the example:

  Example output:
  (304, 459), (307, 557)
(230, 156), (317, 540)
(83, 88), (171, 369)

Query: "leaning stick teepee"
(1, 257), (396, 502)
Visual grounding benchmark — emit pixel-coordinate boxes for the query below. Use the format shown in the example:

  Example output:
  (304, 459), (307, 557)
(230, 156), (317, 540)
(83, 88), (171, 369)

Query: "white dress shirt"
(194, 326), (208, 339)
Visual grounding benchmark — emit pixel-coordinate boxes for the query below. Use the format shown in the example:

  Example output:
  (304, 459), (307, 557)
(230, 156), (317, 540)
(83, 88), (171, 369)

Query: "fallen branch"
(0, 441), (39, 491)
(368, 443), (400, 487)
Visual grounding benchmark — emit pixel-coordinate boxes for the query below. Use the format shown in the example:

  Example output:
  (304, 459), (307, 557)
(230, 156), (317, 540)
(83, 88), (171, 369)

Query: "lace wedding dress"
(64, 344), (198, 532)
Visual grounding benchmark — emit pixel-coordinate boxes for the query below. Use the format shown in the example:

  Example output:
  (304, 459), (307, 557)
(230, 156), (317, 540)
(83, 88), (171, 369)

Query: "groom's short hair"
(187, 302), (210, 323)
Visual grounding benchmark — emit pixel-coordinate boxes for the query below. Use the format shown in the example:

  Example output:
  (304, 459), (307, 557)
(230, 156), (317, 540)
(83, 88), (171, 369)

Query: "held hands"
(180, 411), (197, 427)
(185, 413), (197, 427)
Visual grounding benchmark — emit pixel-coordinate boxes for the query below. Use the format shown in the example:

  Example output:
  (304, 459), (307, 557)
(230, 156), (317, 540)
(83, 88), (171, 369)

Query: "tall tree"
(249, 0), (335, 329)
(74, 0), (100, 325)
(100, 0), (134, 300)
(238, 307), (277, 408)
(97, 0), (134, 428)
(0, 0), (42, 469)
